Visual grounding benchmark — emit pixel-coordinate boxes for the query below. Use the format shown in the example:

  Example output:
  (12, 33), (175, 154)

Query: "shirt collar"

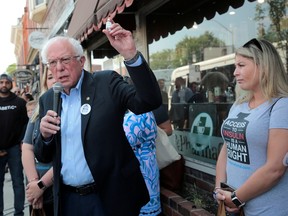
(75, 70), (84, 90)
(61, 70), (84, 96)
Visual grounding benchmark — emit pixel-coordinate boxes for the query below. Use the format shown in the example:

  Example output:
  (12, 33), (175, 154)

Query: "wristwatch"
(37, 180), (47, 190)
(231, 191), (245, 207)
(124, 51), (141, 65)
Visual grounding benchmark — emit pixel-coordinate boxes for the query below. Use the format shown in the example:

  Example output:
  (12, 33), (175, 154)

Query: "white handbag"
(155, 126), (181, 169)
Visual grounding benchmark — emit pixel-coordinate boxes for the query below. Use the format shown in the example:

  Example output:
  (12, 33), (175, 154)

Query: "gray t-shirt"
(221, 97), (288, 216)
(23, 119), (52, 177)
(23, 120), (36, 145)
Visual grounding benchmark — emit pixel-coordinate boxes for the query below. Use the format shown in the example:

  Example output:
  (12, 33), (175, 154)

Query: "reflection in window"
(35, 0), (45, 6)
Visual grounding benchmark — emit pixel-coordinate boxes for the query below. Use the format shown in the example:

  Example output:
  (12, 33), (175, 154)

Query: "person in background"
(26, 100), (37, 119)
(11, 86), (21, 96)
(22, 68), (55, 215)
(171, 77), (193, 104)
(157, 78), (168, 110)
(214, 38), (288, 216)
(123, 75), (163, 215)
(0, 73), (28, 216)
(34, 21), (161, 216)
(188, 82), (205, 103)
(153, 104), (173, 136)
(188, 81), (198, 95)
(125, 75), (172, 136)
(151, 79), (184, 193)
(123, 109), (161, 216)
(156, 78), (172, 134)
(2, 84), (21, 174)
(170, 77), (193, 129)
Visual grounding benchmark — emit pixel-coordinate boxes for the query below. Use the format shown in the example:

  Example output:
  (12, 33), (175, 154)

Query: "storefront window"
(149, 0), (281, 166)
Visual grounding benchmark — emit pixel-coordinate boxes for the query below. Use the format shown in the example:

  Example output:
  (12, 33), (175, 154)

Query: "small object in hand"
(106, 18), (112, 31)
(213, 187), (220, 200)
(213, 190), (218, 199)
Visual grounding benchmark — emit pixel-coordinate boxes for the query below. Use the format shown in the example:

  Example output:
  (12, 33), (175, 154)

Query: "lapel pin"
(80, 104), (91, 115)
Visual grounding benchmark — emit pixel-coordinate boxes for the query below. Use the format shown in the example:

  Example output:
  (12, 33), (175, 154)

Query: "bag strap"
(269, 97), (282, 116)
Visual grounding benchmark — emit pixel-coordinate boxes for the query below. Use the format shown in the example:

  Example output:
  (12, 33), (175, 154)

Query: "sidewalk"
(3, 170), (29, 215)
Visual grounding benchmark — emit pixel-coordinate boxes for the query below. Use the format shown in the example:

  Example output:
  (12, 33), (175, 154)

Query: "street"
(3, 171), (29, 215)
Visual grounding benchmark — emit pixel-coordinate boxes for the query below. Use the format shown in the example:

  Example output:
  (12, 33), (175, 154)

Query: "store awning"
(67, 0), (97, 39)
(67, 0), (256, 58)
(146, 0), (256, 44)
(67, 0), (134, 40)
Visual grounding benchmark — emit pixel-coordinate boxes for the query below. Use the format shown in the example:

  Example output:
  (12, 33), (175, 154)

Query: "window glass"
(149, 1), (279, 165)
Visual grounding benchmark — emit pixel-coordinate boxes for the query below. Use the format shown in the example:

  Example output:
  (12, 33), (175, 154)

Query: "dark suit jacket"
(34, 60), (162, 216)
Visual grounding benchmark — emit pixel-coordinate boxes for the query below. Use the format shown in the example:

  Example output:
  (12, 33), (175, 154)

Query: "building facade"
(11, 1), (287, 214)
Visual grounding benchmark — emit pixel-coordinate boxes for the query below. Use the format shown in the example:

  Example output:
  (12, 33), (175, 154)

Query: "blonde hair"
(235, 39), (288, 104)
(31, 67), (50, 122)
(26, 100), (37, 108)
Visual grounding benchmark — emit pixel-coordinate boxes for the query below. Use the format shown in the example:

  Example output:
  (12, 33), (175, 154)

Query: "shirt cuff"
(124, 51), (143, 67)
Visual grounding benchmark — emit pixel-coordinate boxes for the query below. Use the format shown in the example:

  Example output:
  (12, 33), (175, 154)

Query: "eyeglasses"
(243, 38), (263, 52)
(47, 56), (80, 68)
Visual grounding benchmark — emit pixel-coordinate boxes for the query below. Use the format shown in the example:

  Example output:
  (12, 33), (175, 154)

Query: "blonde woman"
(22, 67), (55, 215)
(214, 38), (288, 216)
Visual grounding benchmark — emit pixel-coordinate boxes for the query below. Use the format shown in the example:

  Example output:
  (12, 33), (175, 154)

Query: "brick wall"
(184, 166), (215, 193)
(160, 187), (213, 216)
(160, 165), (216, 216)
